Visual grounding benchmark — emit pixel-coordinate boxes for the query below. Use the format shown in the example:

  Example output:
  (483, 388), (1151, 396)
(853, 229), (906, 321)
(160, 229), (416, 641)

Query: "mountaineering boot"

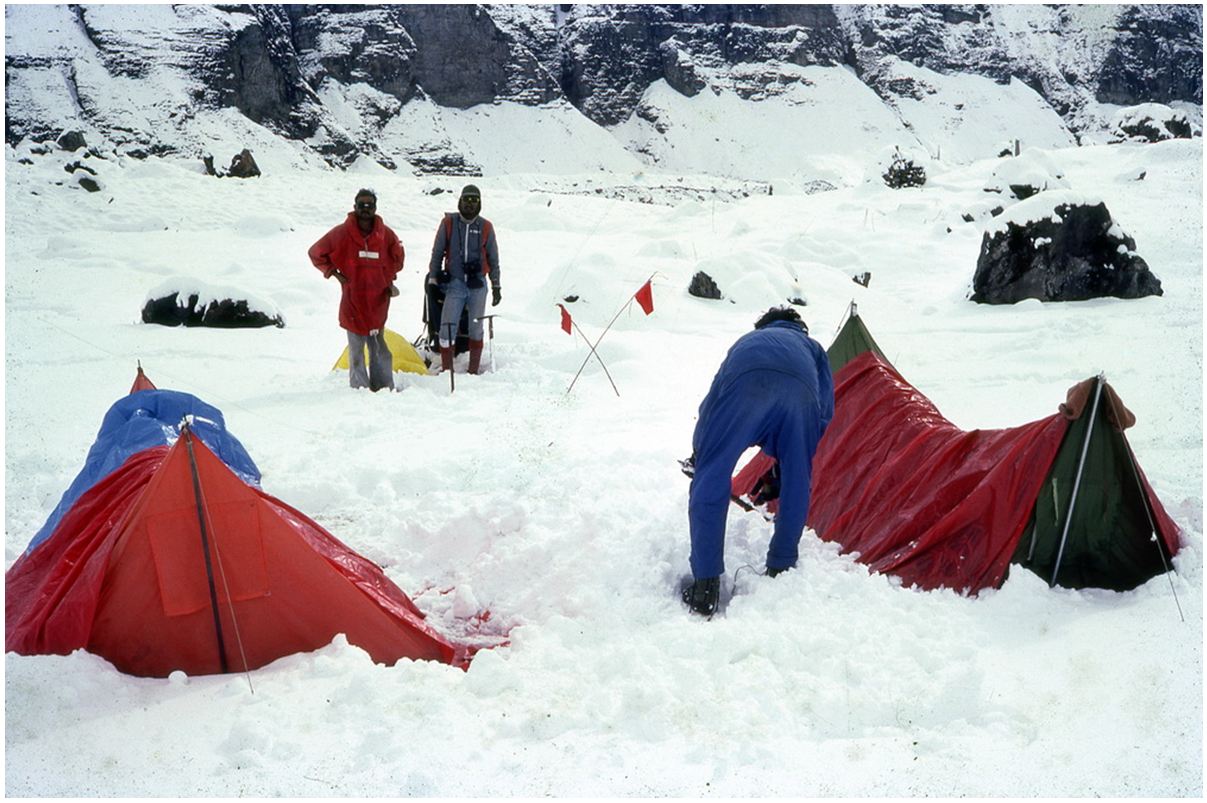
(681, 576), (720, 616)
(468, 339), (484, 374)
(766, 565), (791, 578)
(440, 346), (454, 373)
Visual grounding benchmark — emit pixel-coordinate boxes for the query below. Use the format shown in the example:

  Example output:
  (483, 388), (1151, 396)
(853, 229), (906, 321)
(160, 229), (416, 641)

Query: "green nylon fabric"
(827, 313), (893, 374)
(1011, 388), (1171, 591)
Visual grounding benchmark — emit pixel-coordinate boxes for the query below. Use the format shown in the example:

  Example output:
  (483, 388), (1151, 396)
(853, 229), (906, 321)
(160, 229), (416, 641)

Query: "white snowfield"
(4, 119), (1202, 796)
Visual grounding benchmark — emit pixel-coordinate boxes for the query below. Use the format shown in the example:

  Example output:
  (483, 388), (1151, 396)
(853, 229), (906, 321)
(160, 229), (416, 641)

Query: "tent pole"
(1050, 375), (1104, 587)
(183, 425), (231, 674)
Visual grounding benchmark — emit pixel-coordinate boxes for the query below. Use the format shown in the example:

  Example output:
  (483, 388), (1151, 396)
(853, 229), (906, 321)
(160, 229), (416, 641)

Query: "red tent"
(129, 363), (157, 393)
(6, 428), (468, 676)
(734, 346), (1179, 594)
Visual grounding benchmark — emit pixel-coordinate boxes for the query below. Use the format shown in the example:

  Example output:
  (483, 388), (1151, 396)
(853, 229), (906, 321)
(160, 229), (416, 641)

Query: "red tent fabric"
(129, 365), (157, 394)
(6, 432), (467, 676)
(734, 351), (1179, 593)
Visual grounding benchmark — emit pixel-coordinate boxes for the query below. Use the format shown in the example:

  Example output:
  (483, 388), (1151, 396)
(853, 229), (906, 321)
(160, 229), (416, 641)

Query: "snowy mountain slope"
(4, 104), (1202, 797)
(4, 4), (1201, 174)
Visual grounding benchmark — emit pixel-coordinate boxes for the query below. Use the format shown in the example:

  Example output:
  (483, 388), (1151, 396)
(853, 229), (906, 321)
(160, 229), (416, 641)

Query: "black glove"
(751, 463), (781, 505)
(434, 269), (450, 285)
(491, 285), (502, 306)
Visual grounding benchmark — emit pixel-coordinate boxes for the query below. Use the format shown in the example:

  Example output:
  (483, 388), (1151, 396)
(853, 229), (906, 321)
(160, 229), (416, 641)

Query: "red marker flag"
(634, 280), (654, 315)
(558, 304), (573, 335)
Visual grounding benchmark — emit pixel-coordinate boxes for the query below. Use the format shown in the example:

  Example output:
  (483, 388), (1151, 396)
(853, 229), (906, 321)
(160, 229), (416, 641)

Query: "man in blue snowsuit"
(683, 306), (834, 616)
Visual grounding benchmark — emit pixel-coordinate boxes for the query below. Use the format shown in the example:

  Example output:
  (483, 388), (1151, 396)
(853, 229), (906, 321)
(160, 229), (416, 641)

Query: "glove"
(491, 285), (502, 306)
(435, 269), (451, 285)
(388, 284), (400, 297)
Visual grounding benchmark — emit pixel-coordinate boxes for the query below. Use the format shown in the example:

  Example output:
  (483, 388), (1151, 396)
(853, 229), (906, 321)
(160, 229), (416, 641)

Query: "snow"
(985, 147), (1070, 196)
(143, 277), (283, 323)
(4, 100), (1203, 797)
(986, 186), (1109, 233)
(879, 61), (1077, 163)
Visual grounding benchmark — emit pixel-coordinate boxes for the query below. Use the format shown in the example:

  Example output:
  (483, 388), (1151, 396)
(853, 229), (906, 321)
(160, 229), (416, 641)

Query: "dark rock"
(56, 130), (87, 151)
(1009, 183), (1039, 201)
(787, 296), (807, 306)
(142, 293), (285, 328)
(202, 154), (218, 176)
(971, 200), (1163, 304)
(78, 176), (102, 193)
(1096, 6), (1203, 107)
(1114, 107), (1194, 142)
(563, 295), (579, 303)
(688, 271), (722, 300)
(227, 148), (261, 178)
(659, 39), (707, 97)
(852, 272), (872, 288)
(64, 161), (98, 176)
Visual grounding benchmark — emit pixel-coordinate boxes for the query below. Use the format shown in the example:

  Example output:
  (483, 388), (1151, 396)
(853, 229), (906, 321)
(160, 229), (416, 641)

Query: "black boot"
(766, 565), (792, 578)
(681, 576), (720, 616)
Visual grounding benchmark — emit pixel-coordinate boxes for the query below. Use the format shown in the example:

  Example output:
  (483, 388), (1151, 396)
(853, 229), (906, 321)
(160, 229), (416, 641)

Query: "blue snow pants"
(438, 279), (488, 345)
(688, 369), (826, 579)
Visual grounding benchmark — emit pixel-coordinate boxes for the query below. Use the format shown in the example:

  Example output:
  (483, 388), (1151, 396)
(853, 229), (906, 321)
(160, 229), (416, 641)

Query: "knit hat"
(460, 184), (481, 199)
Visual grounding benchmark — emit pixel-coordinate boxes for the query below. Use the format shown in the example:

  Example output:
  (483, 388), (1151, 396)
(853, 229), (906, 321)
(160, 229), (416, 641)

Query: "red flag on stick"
(557, 304), (573, 335)
(634, 280), (654, 315)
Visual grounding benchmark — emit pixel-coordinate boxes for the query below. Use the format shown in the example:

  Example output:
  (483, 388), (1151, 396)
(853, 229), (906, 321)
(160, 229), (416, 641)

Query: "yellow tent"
(332, 328), (429, 375)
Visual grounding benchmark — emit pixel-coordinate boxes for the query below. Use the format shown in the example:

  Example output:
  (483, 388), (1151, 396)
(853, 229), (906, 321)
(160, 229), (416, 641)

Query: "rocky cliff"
(4, 4), (1201, 173)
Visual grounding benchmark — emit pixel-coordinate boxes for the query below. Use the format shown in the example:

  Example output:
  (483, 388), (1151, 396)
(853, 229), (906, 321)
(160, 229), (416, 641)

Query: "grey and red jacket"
(309, 213), (404, 335)
(428, 213), (500, 288)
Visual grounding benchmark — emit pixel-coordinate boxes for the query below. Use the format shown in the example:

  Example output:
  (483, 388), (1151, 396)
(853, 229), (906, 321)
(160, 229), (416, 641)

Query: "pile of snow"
(983, 148), (1071, 199)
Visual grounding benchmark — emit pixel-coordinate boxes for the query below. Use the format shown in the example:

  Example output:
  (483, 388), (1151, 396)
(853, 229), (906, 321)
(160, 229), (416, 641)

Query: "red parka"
(309, 213), (404, 335)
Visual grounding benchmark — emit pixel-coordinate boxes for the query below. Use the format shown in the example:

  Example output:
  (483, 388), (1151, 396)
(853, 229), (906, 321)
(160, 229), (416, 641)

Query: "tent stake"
(1050, 374), (1104, 587)
(183, 425), (230, 674)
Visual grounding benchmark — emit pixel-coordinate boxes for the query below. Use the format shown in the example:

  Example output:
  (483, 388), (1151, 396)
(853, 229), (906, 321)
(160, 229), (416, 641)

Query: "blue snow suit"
(688, 320), (834, 579)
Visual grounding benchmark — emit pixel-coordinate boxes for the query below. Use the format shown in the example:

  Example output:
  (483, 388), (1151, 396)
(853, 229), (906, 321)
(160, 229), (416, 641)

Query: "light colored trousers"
(346, 330), (394, 391)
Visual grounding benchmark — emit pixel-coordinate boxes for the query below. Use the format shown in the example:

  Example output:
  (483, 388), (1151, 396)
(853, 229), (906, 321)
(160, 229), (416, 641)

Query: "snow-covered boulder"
(971, 191), (1163, 304)
(142, 278), (285, 328)
(983, 149), (1070, 201)
(1110, 103), (1195, 143)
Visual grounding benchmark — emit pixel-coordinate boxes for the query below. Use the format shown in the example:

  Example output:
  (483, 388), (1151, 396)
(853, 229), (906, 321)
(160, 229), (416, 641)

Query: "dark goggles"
(460, 195), (480, 203)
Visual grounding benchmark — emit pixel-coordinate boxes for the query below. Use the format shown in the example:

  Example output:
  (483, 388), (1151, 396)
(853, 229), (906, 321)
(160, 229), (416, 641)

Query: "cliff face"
(4, 4), (1201, 171)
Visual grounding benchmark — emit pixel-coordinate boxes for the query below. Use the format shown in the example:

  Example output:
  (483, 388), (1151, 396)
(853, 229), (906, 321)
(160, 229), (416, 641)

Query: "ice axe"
(475, 314), (499, 373)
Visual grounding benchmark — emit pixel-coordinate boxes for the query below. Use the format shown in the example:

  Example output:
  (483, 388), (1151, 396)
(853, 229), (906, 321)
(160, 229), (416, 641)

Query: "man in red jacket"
(309, 189), (404, 391)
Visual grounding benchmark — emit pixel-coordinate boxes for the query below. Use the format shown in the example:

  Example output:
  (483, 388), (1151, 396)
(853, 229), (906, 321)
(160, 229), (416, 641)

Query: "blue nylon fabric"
(25, 389), (261, 554)
(688, 321), (834, 579)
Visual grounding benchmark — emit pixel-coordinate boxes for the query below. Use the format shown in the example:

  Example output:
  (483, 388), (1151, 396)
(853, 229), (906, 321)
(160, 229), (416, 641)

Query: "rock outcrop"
(971, 196), (1163, 304)
(4, 4), (1201, 171)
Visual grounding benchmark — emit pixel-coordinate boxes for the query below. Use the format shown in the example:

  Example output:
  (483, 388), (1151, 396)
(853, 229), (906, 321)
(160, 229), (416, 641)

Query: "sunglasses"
(461, 195), (480, 203)
(355, 201), (376, 210)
